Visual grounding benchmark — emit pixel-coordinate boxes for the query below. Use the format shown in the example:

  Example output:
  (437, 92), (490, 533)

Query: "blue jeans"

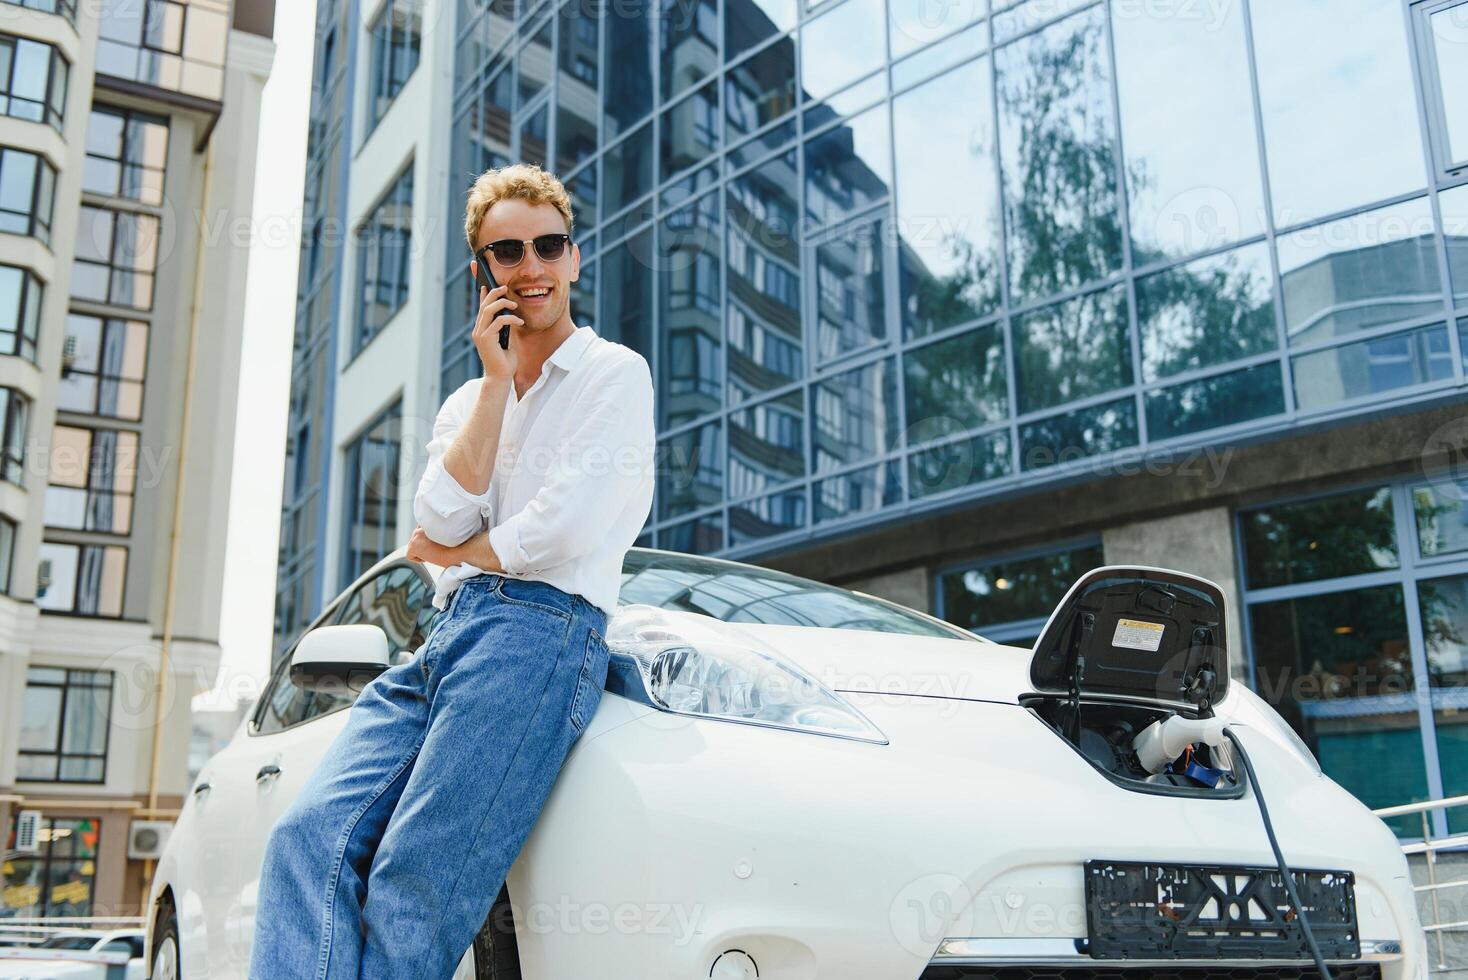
(248, 572), (611, 980)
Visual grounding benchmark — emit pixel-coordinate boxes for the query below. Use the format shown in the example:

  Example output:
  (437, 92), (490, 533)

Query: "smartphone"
(473, 252), (511, 350)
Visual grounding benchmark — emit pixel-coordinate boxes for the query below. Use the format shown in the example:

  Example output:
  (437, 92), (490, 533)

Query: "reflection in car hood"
(612, 605), (1033, 704)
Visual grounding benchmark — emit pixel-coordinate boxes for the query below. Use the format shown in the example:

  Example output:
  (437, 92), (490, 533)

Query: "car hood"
(615, 605), (1035, 704)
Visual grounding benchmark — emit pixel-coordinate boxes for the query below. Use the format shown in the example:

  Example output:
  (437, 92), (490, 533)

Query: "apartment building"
(0, 0), (276, 921)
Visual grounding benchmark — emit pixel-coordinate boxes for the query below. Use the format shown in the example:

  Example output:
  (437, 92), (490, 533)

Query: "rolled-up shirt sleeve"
(487, 354), (655, 575)
(413, 382), (495, 547)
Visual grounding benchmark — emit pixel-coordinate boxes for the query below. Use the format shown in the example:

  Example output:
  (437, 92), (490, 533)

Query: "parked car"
(0, 927), (145, 978)
(144, 547), (1425, 979)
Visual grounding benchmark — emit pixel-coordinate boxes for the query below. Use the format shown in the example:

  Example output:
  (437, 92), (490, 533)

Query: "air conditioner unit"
(127, 820), (173, 860)
(13, 810), (41, 853)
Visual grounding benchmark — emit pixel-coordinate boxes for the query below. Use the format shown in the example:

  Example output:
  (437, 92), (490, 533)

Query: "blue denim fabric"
(248, 573), (611, 980)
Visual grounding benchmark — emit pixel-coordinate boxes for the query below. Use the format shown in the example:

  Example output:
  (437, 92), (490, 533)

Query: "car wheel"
(471, 884), (521, 980)
(151, 902), (180, 980)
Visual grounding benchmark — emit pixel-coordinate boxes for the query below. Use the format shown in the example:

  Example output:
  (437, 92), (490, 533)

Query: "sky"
(192, 1), (317, 713)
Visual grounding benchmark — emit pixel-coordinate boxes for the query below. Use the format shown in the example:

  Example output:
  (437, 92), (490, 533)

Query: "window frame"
(351, 160), (415, 357)
(17, 666), (114, 784)
(0, 385), (29, 485)
(57, 313), (149, 420)
(0, 263), (42, 363)
(43, 423), (140, 535)
(35, 540), (127, 617)
(1411, 0), (1468, 181)
(0, 34), (69, 131)
(0, 146), (56, 245)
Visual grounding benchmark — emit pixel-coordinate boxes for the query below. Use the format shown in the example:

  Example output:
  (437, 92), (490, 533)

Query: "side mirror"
(290, 624), (391, 696)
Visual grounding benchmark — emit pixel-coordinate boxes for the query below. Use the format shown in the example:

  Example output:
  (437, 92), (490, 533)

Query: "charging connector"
(1132, 715), (1226, 774)
(1223, 727), (1334, 980)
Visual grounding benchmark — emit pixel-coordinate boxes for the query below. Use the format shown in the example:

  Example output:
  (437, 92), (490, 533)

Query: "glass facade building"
(277, 0), (1468, 830)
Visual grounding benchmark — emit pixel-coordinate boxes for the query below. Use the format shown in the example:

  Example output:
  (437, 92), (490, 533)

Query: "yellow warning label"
(1112, 618), (1165, 652)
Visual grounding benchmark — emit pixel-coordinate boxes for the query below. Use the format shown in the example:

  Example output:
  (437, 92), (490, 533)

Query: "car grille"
(920, 966), (1381, 980)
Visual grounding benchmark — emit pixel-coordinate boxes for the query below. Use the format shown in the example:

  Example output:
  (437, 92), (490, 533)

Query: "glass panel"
(887, 0), (985, 58)
(662, 0), (717, 101)
(728, 389), (803, 499)
(809, 357), (899, 473)
(1111, 0), (1264, 263)
(907, 429), (1010, 497)
(1240, 485), (1397, 590)
(661, 78), (720, 180)
(725, 35), (797, 139)
(893, 55), (1001, 338)
(726, 152), (803, 402)
(995, 4), (1121, 303)
(814, 458), (901, 523)
(727, 0), (796, 59)
(812, 215), (887, 360)
(1013, 284), (1129, 414)
(657, 511), (724, 552)
(939, 542), (1105, 632)
(1438, 183), (1468, 307)
(1292, 323), (1454, 411)
(658, 418), (723, 519)
(1422, 572), (1468, 831)
(800, 0), (885, 100)
(803, 102), (890, 229)
(891, 17), (986, 92)
(904, 322), (1006, 435)
(1249, 0), (1425, 227)
(603, 122), (653, 217)
(1277, 197), (1442, 347)
(1137, 242), (1276, 381)
(729, 486), (806, 543)
(599, 227), (654, 357)
(604, 0), (653, 139)
(1427, 3), (1468, 167)
(1018, 397), (1137, 470)
(555, 2), (599, 176)
(517, 17), (552, 107)
(1249, 585), (1426, 835)
(658, 191), (723, 427)
(1144, 362), (1285, 441)
(1414, 482), (1468, 558)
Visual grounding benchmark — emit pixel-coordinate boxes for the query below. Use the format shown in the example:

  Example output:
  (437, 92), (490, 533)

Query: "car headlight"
(1226, 685), (1323, 777)
(604, 604), (888, 744)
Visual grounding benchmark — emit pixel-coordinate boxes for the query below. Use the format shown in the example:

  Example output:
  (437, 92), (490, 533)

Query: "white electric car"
(144, 548), (1425, 979)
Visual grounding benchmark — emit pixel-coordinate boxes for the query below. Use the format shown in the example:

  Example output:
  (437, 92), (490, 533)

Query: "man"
(249, 163), (656, 979)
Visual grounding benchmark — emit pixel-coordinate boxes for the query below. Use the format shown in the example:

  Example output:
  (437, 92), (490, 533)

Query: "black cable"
(1223, 727), (1334, 980)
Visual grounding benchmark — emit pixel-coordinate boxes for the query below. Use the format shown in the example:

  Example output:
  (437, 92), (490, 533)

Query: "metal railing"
(0, 915), (146, 948)
(1374, 794), (1468, 972)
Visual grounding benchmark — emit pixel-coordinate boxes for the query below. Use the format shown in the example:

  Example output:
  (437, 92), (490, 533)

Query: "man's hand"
(406, 526), (506, 573)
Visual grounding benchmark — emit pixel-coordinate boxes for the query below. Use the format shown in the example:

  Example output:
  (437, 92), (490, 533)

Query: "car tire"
(150, 901), (180, 980)
(471, 883), (521, 980)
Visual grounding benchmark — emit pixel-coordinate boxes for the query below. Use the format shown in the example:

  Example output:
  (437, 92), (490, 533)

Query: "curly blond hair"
(463, 163), (575, 251)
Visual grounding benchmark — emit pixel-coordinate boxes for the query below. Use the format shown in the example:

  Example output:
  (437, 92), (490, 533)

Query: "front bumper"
(509, 691), (1424, 980)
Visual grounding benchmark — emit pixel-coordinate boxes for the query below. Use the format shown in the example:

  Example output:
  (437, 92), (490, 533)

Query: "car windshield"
(618, 549), (980, 640)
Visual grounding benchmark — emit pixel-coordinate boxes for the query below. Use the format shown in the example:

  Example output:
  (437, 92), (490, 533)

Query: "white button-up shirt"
(412, 324), (655, 618)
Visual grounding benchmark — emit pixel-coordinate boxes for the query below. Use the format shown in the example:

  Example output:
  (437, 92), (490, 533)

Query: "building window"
(44, 425), (138, 534)
(0, 385), (28, 485)
(354, 164), (413, 355)
(935, 540), (1106, 646)
(71, 205), (159, 310)
(0, 0), (77, 22)
(18, 667), (113, 782)
(0, 34), (68, 130)
(1413, 0), (1468, 178)
(341, 401), (403, 588)
(83, 105), (170, 205)
(0, 263), (42, 362)
(95, 0), (228, 102)
(37, 541), (127, 617)
(58, 313), (148, 419)
(367, 0), (422, 130)
(2, 815), (100, 919)
(0, 146), (56, 245)
(1239, 475), (1468, 838)
(0, 514), (14, 593)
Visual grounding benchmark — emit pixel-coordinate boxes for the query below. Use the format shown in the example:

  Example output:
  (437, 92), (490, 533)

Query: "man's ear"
(570, 241), (580, 282)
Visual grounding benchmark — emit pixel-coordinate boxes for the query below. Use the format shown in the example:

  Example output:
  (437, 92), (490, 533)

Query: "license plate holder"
(1084, 860), (1361, 960)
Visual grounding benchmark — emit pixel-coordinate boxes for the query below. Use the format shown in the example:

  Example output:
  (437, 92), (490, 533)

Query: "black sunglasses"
(476, 233), (573, 267)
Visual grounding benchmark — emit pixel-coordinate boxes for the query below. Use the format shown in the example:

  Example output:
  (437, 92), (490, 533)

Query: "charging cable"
(1223, 726), (1334, 980)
